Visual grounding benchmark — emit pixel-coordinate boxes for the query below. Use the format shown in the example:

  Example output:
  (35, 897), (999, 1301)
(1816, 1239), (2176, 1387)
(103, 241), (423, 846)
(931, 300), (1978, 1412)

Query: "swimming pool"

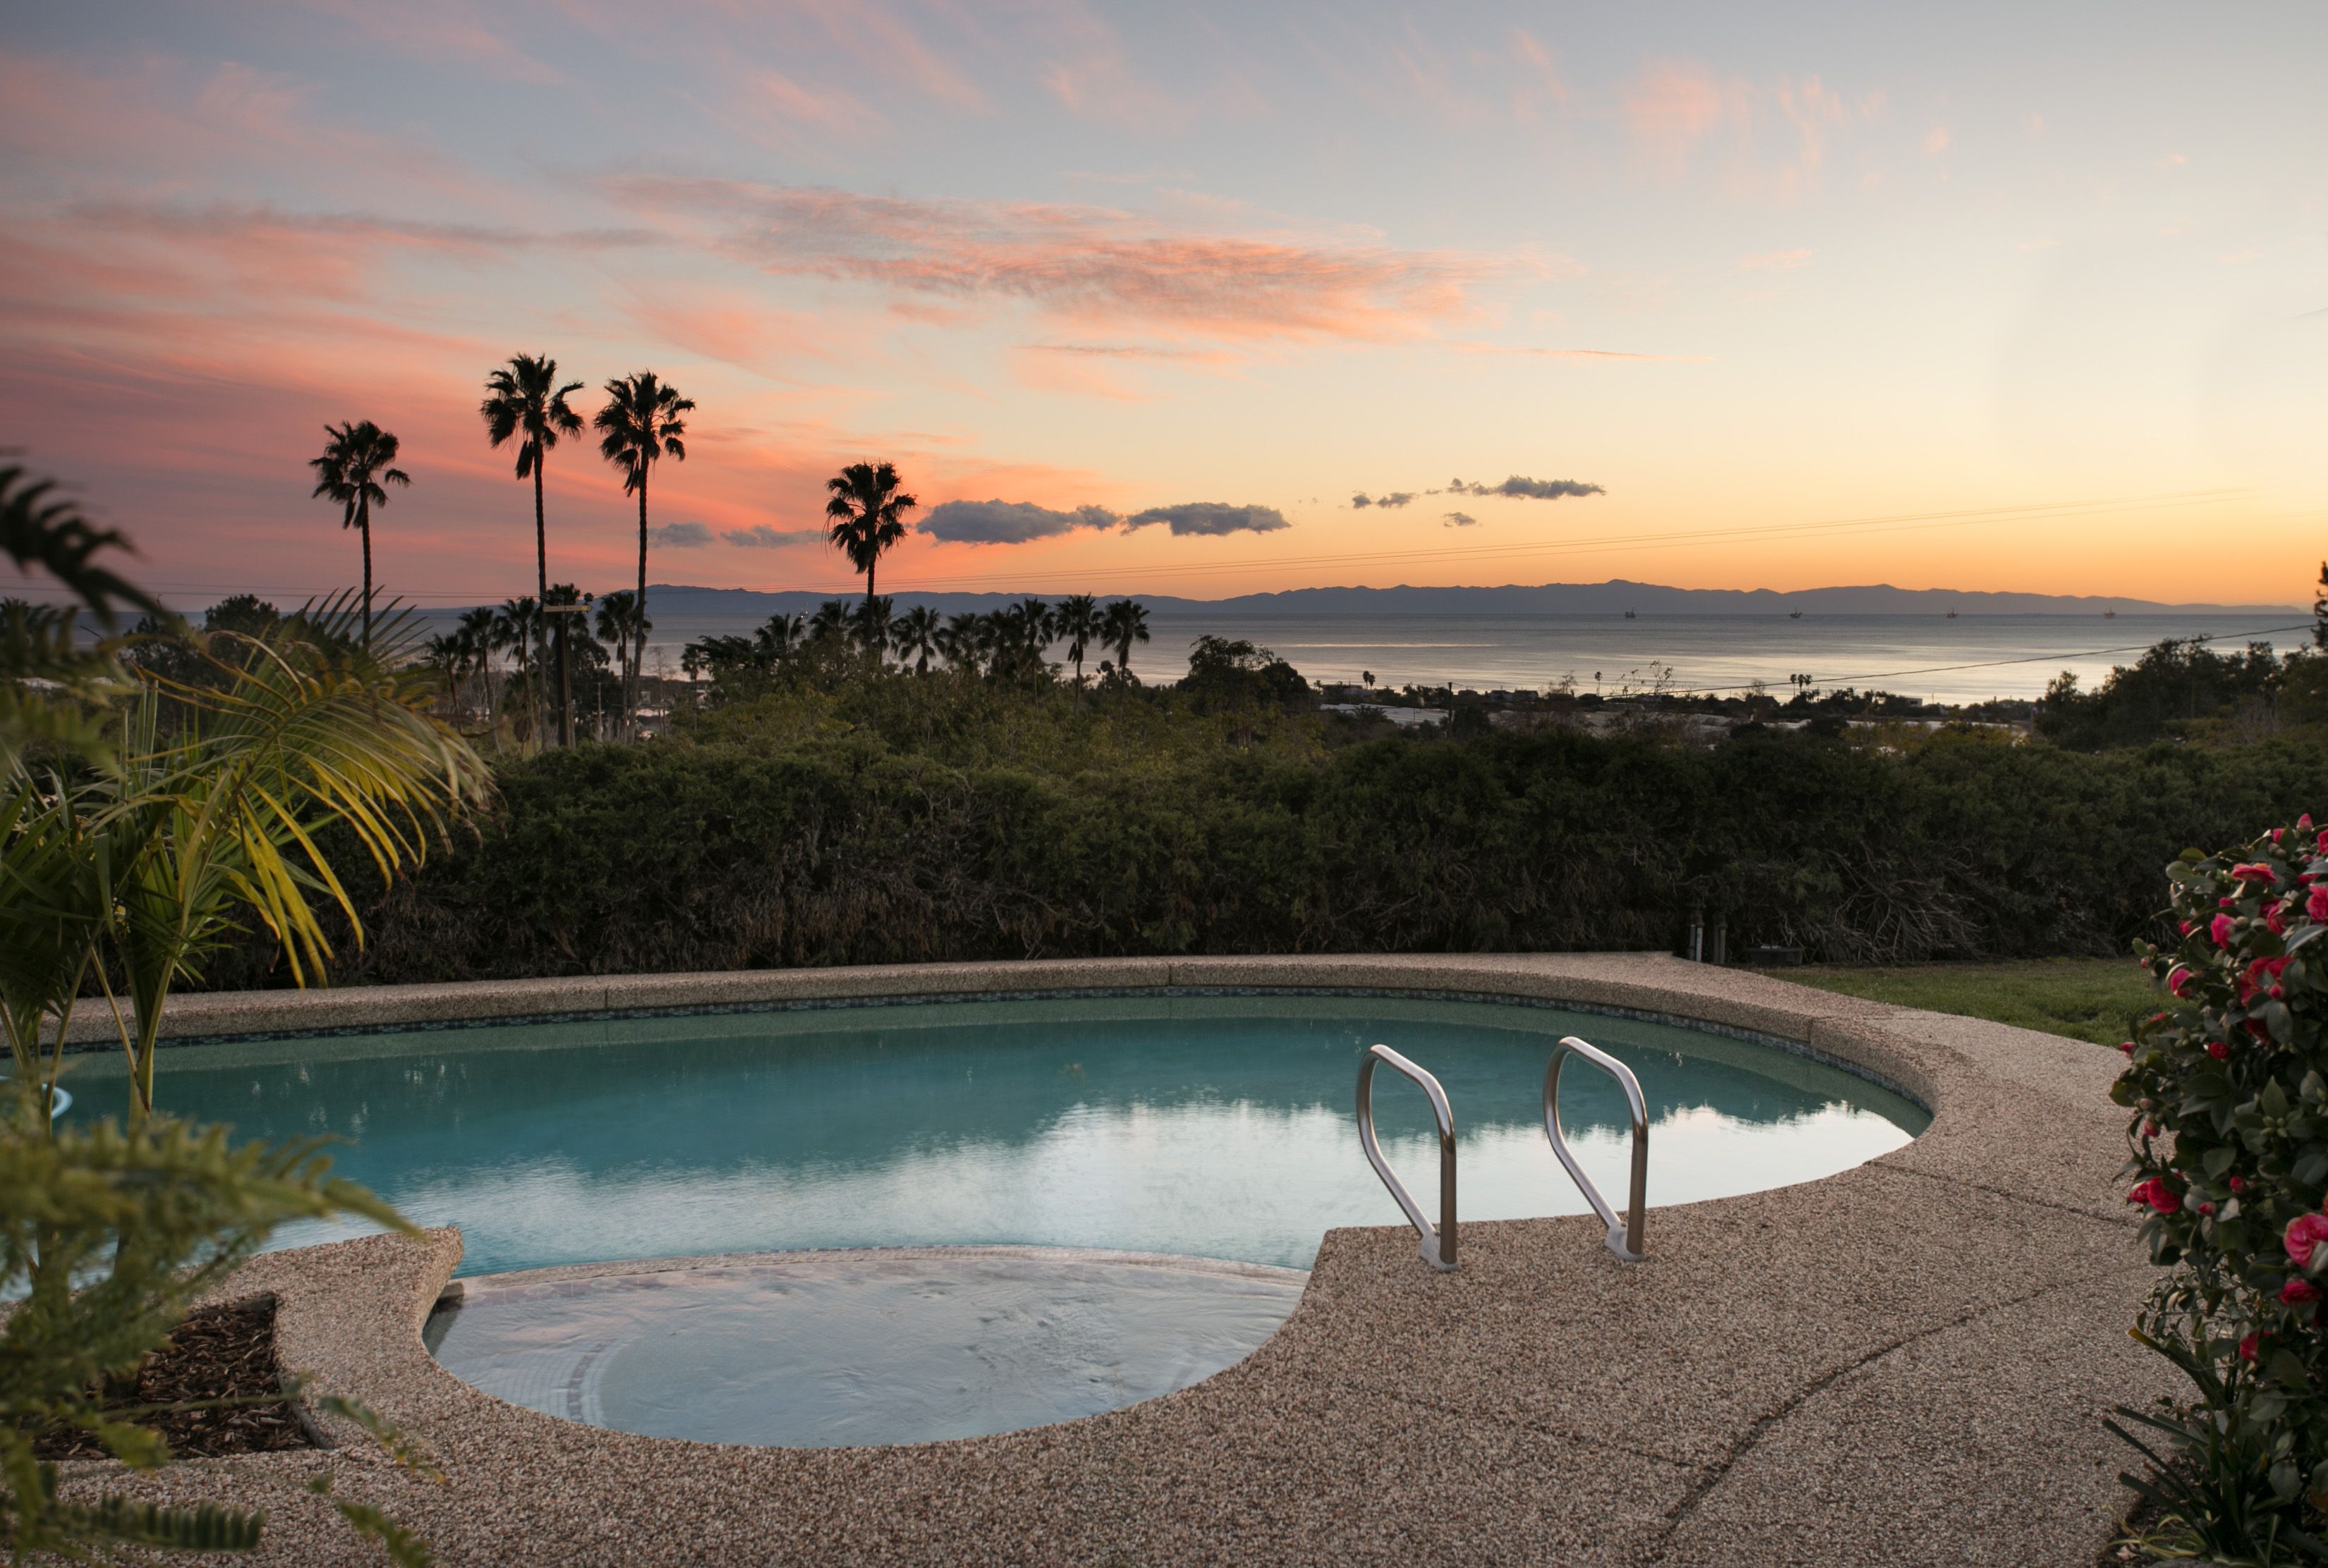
(63, 989), (1927, 1445)
(61, 991), (1924, 1275)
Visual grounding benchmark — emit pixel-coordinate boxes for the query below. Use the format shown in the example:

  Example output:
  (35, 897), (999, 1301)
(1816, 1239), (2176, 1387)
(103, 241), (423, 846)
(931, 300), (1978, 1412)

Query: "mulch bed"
(31, 1296), (318, 1459)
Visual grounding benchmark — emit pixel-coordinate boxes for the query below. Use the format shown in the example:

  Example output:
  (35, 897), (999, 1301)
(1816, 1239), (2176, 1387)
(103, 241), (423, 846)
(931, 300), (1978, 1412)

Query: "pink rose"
(2169, 967), (2196, 997)
(2241, 1332), (2262, 1361)
(2200, 1201), (2217, 1217)
(2119, 1040), (2136, 1055)
(2231, 1177), (2248, 1193)
(2309, 884), (2328, 922)
(2284, 1277), (2321, 1306)
(2284, 1213), (2328, 1268)
(2181, 919), (2196, 936)
(2211, 914), (2238, 946)
(2207, 1040), (2229, 1060)
(2303, 814), (2315, 830)
(2126, 1178), (2180, 1214)
(2268, 904), (2290, 935)
(2318, 827), (2328, 853)
(2234, 863), (2279, 884)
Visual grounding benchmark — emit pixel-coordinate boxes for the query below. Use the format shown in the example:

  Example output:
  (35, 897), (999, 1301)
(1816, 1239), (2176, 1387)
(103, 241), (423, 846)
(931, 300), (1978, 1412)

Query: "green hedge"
(276, 716), (2328, 984)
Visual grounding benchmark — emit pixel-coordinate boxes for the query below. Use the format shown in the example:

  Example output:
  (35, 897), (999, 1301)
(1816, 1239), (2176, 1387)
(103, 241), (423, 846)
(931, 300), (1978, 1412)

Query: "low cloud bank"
(722, 524), (825, 548)
(921, 497), (1287, 544)
(647, 521), (713, 547)
(1445, 475), (1604, 500)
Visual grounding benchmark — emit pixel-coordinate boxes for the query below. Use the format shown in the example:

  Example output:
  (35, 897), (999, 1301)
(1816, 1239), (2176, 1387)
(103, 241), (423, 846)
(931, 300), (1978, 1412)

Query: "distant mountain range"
(636, 580), (2303, 618)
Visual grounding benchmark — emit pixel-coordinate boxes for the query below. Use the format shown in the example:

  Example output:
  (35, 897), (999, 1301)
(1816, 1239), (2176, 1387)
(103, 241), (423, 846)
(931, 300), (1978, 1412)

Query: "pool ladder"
(1354, 1036), (1649, 1272)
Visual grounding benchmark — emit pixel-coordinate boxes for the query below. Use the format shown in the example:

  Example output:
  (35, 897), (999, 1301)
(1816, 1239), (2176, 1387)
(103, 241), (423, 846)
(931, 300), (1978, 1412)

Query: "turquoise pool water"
(58, 993), (1927, 1275)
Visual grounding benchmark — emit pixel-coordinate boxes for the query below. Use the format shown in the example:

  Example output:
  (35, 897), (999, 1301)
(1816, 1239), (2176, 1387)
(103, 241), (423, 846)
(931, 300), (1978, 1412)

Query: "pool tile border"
(101, 983), (1928, 1111)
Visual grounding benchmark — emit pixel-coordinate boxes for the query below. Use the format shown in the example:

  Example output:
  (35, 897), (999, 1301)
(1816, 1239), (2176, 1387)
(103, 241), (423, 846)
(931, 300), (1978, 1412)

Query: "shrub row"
(225, 722), (2328, 986)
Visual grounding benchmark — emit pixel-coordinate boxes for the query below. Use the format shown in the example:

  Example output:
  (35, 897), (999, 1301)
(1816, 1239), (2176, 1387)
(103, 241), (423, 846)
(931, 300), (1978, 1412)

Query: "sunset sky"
(4, 1), (2323, 609)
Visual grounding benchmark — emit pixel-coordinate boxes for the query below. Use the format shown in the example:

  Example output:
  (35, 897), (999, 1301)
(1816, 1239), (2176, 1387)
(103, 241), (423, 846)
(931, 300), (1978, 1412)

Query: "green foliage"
(2039, 638), (2294, 750)
(2114, 819), (2328, 1553)
(0, 462), (164, 628)
(0, 1092), (413, 1562)
(245, 667), (2328, 986)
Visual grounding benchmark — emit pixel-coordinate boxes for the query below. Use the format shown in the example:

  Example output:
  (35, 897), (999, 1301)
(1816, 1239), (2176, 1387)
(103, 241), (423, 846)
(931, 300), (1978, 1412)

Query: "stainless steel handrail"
(1355, 1044), (1457, 1272)
(1544, 1035), (1649, 1262)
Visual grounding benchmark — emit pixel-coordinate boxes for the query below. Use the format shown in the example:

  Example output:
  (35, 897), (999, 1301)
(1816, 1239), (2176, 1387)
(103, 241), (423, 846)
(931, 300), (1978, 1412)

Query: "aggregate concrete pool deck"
(79, 954), (2166, 1565)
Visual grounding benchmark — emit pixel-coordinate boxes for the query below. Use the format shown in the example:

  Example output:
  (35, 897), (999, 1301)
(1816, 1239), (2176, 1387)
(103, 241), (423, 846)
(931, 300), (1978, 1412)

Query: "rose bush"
(2116, 816), (2328, 1548)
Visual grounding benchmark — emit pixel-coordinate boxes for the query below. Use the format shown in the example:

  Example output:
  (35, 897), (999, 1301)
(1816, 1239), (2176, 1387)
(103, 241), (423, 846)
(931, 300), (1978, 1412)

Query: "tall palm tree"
(480, 354), (585, 741)
(1055, 594), (1102, 691)
(823, 461), (917, 614)
(306, 420), (409, 649)
(594, 371), (692, 732)
(891, 604), (942, 674)
(1101, 598), (1150, 679)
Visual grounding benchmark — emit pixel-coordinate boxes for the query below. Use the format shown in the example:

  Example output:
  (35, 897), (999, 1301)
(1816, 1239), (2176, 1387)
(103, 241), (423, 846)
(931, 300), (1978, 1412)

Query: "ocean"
(583, 607), (2308, 706)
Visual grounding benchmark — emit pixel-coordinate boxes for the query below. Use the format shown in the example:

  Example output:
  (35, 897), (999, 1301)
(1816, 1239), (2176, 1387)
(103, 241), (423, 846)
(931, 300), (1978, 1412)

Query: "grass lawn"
(1781, 957), (2159, 1047)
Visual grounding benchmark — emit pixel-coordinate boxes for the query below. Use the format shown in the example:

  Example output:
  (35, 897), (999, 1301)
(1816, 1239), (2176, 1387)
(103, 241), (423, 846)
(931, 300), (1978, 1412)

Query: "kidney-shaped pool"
(62, 991), (1927, 1445)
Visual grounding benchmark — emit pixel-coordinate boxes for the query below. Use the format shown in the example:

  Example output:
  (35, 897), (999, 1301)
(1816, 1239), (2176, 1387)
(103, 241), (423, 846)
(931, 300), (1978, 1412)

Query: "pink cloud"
(1624, 59), (1750, 175)
(607, 177), (1509, 344)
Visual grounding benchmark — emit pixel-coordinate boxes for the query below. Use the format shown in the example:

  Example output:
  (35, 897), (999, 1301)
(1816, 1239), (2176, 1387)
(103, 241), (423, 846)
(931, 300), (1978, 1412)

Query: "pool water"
(58, 992), (1925, 1275)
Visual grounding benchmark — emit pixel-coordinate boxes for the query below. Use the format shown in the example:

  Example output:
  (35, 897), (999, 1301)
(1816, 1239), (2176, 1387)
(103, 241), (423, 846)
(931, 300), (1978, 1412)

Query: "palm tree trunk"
(866, 554), (877, 616)
(631, 473), (648, 738)
(358, 497), (373, 651)
(533, 456), (550, 747)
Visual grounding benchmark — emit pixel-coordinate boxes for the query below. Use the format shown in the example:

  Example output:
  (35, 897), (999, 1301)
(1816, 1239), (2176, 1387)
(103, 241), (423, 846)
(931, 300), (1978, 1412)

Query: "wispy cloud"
(1442, 510), (1477, 528)
(605, 176), (1509, 344)
(1351, 491), (1415, 509)
(1454, 341), (1710, 364)
(650, 520), (714, 547)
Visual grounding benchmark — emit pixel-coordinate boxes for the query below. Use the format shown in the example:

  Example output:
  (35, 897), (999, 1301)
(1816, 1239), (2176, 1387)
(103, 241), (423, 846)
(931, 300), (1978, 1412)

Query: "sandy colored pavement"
(71, 954), (2164, 1566)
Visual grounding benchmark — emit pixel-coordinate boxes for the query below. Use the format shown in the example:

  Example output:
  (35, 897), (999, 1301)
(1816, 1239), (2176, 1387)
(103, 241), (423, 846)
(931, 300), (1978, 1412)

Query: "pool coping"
(76, 952), (2162, 1567)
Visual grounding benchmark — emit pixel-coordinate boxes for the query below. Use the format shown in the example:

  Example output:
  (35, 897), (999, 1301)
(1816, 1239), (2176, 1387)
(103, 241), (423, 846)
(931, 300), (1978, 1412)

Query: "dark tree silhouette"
(307, 420), (409, 648)
(824, 461), (917, 614)
(480, 354), (584, 741)
(594, 372), (693, 731)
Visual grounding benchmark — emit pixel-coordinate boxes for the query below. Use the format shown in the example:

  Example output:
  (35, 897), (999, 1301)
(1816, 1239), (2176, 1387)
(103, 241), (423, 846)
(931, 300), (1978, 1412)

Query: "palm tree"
(491, 597), (539, 741)
(1053, 595), (1102, 690)
(753, 612), (805, 667)
(850, 595), (893, 661)
(1101, 598), (1151, 680)
(594, 372), (693, 732)
(306, 420), (409, 649)
(480, 354), (584, 740)
(808, 599), (852, 646)
(593, 590), (648, 680)
(457, 605), (499, 727)
(891, 604), (942, 674)
(935, 612), (980, 676)
(823, 461), (917, 614)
